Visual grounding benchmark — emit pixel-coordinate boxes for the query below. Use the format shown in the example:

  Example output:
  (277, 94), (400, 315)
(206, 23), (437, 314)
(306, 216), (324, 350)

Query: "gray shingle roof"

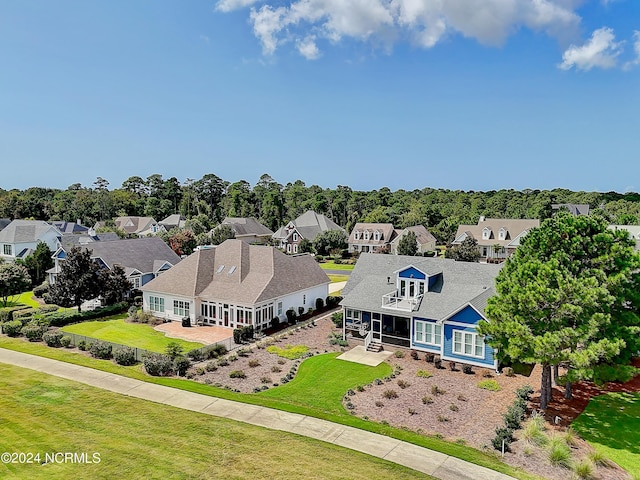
(341, 253), (501, 320)
(273, 210), (344, 242)
(141, 239), (330, 305)
(0, 220), (60, 244)
(83, 237), (180, 275)
(51, 221), (89, 234)
(220, 217), (274, 237)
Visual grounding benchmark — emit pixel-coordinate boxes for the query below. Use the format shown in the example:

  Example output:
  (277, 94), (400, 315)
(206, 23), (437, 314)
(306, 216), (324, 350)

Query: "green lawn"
(319, 261), (355, 271)
(61, 319), (204, 353)
(260, 352), (390, 414)
(327, 274), (349, 283)
(0, 336), (538, 480)
(0, 364), (433, 480)
(572, 391), (640, 477)
(5, 291), (41, 308)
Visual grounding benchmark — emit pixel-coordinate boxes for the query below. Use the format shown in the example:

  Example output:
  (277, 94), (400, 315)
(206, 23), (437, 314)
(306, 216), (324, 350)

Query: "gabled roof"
(341, 253), (501, 321)
(141, 239), (330, 305)
(273, 210), (344, 242)
(552, 204), (590, 216)
(452, 218), (540, 247)
(50, 221), (89, 234)
(220, 217), (274, 237)
(0, 220), (61, 244)
(82, 237), (180, 275)
(114, 216), (158, 235)
(392, 225), (437, 246)
(349, 223), (396, 245)
(58, 232), (120, 252)
(159, 214), (186, 230)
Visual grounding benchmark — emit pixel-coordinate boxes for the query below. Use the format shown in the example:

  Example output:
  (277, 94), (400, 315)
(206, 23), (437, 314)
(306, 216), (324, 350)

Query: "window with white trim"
(482, 227), (491, 240)
(453, 330), (484, 357)
(149, 296), (164, 313)
(3, 244), (12, 255)
(293, 233), (298, 241)
(173, 300), (189, 317)
(132, 276), (140, 288)
(415, 321), (441, 346)
(345, 309), (360, 320)
(354, 231), (359, 240)
(277, 302), (283, 316)
(364, 231), (370, 240)
(293, 244), (298, 253)
(374, 231), (380, 241)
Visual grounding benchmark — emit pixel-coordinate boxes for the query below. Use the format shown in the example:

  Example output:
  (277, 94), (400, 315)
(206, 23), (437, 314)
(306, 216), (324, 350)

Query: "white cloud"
(623, 30), (640, 70)
(227, 0), (582, 58)
(558, 27), (622, 71)
(216, 0), (262, 13)
(297, 36), (321, 59)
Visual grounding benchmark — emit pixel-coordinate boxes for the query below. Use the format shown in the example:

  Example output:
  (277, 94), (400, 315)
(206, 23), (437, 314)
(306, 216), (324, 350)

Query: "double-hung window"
(149, 296), (164, 313)
(173, 300), (189, 317)
(453, 330), (484, 357)
(415, 321), (441, 346)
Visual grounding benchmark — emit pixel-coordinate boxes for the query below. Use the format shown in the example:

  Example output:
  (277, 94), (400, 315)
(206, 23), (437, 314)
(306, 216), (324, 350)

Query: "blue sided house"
(340, 253), (503, 370)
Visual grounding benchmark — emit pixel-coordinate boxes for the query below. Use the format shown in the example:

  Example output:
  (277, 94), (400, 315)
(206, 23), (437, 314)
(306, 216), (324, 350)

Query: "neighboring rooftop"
(453, 217), (540, 247)
(220, 217), (274, 237)
(552, 204), (590, 216)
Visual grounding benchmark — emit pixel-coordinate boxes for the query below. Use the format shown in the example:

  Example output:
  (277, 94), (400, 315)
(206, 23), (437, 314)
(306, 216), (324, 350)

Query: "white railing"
(381, 292), (423, 311)
(364, 330), (373, 351)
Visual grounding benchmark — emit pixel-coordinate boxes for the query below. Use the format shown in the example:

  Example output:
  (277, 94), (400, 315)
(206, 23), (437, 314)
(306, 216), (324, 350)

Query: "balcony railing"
(381, 292), (423, 312)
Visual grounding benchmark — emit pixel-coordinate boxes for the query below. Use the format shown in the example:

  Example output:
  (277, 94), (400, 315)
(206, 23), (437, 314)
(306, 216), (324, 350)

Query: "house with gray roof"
(49, 236), (180, 290)
(609, 225), (640, 250)
(159, 214), (186, 231)
(51, 221), (90, 235)
(0, 219), (62, 263)
(273, 210), (344, 254)
(140, 239), (330, 331)
(451, 217), (540, 263)
(111, 216), (164, 237)
(390, 225), (437, 255)
(217, 217), (274, 244)
(341, 253), (502, 369)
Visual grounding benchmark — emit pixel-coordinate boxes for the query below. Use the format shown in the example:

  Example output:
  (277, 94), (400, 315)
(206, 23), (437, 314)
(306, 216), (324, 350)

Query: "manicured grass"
(0, 336), (539, 480)
(0, 364), (434, 480)
(572, 392), (640, 477)
(5, 291), (41, 308)
(61, 319), (203, 353)
(327, 274), (349, 283)
(319, 261), (355, 271)
(260, 353), (391, 414)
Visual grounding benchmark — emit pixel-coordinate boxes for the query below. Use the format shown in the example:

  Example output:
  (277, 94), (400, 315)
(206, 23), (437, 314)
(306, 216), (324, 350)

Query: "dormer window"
(374, 231), (380, 241)
(498, 228), (507, 240)
(354, 231), (359, 240)
(482, 227), (492, 240)
(364, 231), (370, 240)
(216, 265), (225, 274)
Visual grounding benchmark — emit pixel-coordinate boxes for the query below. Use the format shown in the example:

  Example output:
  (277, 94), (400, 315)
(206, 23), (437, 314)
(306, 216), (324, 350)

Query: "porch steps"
(366, 342), (384, 353)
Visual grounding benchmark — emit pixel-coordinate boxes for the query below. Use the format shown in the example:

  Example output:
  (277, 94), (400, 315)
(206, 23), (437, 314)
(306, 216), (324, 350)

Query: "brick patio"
(154, 322), (233, 345)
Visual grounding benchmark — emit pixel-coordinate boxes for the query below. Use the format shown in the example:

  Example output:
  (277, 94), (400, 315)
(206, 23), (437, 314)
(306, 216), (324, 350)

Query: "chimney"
(77, 219), (82, 225)
(479, 216), (485, 222)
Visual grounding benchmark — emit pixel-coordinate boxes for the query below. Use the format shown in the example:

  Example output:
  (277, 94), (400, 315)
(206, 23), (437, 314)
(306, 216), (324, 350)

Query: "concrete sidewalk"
(0, 348), (515, 480)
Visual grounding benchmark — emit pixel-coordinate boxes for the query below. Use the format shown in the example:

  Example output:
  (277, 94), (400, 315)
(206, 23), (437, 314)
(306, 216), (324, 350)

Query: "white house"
(0, 220), (62, 263)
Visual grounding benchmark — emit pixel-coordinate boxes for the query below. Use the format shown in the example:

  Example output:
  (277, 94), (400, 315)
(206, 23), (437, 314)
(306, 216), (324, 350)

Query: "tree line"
(3, 173), (640, 244)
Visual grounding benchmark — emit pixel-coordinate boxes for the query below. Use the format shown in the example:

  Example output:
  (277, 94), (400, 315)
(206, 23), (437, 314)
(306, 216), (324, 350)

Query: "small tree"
(445, 237), (481, 262)
(165, 341), (184, 360)
(48, 246), (101, 312)
(0, 263), (32, 307)
(313, 230), (348, 256)
(397, 231), (418, 256)
(17, 241), (54, 285)
(210, 225), (236, 245)
(168, 229), (197, 256)
(100, 264), (133, 305)
(298, 238), (313, 254)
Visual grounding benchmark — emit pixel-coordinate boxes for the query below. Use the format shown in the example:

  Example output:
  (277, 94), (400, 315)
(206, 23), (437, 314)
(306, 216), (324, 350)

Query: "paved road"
(0, 348), (516, 480)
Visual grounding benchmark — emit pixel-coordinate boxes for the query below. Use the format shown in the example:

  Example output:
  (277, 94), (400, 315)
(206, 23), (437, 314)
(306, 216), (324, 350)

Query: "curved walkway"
(0, 348), (515, 480)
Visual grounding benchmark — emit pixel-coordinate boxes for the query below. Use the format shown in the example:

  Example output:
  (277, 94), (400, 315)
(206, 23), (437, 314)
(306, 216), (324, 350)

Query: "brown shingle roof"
(453, 218), (540, 247)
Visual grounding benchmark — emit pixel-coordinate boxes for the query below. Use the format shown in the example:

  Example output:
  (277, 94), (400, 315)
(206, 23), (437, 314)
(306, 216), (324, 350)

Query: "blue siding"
(398, 267), (426, 280)
(448, 305), (483, 325)
(427, 273), (440, 291)
(141, 273), (155, 286)
(442, 323), (495, 367)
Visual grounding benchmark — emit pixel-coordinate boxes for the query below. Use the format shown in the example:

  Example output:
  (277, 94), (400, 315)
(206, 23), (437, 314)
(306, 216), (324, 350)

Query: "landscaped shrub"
(328, 332), (349, 347)
(437, 415), (449, 422)
(422, 395), (434, 404)
(77, 340), (87, 351)
(397, 379), (410, 389)
(43, 330), (64, 347)
(37, 305), (59, 314)
(142, 352), (173, 376)
(89, 341), (113, 359)
(478, 379), (501, 391)
(266, 344), (309, 359)
(462, 365), (474, 375)
(248, 359), (260, 368)
(449, 404), (459, 412)
(286, 308), (297, 324)
(573, 459), (595, 480)
(205, 361), (218, 372)
(113, 346), (136, 366)
(515, 384), (534, 401)
(33, 282), (49, 298)
(165, 341), (184, 360)
(217, 358), (229, 367)
(14, 308), (38, 321)
(382, 389), (398, 399)
(46, 302), (129, 327)
(503, 366), (515, 377)
(128, 308), (157, 324)
(330, 312), (343, 328)
(0, 306), (30, 322)
(315, 297), (324, 310)
(410, 350), (419, 360)
(2, 320), (23, 337)
(503, 403), (526, 430)
(188, 343), (228, 361)
(260, 376), (271, 384)
(375, 400), (384, 407)
(21, 323), (47, 342)
(229, 370), (246, 379)
(492, 427), (514, 452)
(431, 385), (446, 396)
(237, 348), (251, 357)
(233, 328), (242, 344)
(434, 358), (443, 369)
(394, 350), (405, 358)
(457, 394), (468, 402)
(547, 436), (572, 468)
(173, 356), (191, 376)
(240, 325), (254, 342)
(449, 361), (456, 371)
(60, 336), (72, 348)
(297, 306), (304, 316)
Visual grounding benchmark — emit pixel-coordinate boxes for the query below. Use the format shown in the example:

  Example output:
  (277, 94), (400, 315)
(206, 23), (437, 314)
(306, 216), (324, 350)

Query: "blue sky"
(1, 1), (638, 193)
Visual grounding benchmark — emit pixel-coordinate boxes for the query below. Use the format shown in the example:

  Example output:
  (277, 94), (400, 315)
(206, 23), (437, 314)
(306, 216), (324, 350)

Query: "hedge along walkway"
(0, 348), (515, 480)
